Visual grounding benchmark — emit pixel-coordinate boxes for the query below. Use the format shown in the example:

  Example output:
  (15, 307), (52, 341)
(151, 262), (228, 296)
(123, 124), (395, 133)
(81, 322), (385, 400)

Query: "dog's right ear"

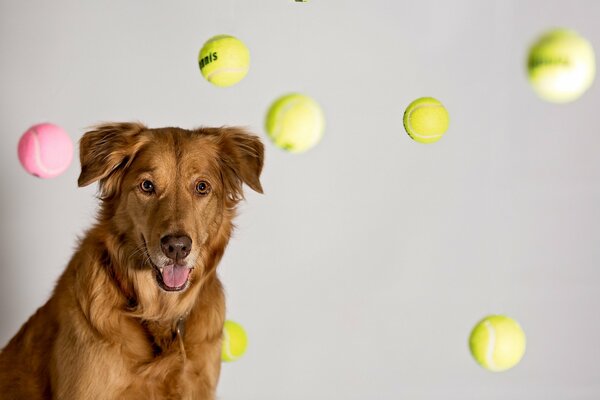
(78, 122), (147, 199)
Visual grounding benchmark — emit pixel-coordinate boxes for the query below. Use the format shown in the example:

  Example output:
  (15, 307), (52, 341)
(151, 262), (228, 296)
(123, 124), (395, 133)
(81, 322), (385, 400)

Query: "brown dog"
(0, 123), (264, 399)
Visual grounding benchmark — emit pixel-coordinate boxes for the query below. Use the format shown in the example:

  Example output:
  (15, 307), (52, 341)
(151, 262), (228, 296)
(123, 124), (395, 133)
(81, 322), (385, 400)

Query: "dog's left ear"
(216, 127), (264, 200)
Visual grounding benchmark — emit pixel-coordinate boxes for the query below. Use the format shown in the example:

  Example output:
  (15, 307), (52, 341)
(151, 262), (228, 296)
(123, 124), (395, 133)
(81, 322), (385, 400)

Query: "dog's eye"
(195, 180), (211, 196)
(140, 180), (155, 193)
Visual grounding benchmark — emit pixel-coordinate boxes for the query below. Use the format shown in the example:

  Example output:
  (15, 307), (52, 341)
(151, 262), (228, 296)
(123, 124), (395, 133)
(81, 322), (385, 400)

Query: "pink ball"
(18, 123), (74, 179)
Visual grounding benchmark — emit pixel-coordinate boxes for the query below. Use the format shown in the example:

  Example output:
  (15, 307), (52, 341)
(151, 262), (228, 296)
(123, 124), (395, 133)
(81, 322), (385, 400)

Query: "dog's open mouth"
(155, 264), (193, 292)
(141, 236), (194, 292)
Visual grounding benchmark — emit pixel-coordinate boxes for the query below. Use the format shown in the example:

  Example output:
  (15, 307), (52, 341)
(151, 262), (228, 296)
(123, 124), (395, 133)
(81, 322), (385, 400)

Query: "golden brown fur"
(0, 123), (264, 399)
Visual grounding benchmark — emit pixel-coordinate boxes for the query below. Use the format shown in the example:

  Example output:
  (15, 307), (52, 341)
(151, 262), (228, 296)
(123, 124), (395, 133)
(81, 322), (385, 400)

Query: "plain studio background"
(1, 0), (600, 399)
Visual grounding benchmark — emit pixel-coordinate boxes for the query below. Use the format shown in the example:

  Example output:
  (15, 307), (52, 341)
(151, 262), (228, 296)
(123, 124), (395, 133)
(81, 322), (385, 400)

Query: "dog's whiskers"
(128, 244), (153, 267)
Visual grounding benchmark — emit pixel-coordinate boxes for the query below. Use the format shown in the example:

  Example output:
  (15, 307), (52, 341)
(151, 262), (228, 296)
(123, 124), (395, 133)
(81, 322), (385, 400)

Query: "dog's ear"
(78, 122), (148, 199)
(216, 127), (264, 202)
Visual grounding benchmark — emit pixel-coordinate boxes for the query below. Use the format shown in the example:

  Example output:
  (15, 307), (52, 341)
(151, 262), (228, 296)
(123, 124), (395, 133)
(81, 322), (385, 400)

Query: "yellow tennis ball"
(402, 97), (449, 144)
(469, 315), (526, 372)
(265, 93), (325, 153)
(221, 320), (248, 362)
(527, 29), (596, 103)
(198, 35), (250, 87)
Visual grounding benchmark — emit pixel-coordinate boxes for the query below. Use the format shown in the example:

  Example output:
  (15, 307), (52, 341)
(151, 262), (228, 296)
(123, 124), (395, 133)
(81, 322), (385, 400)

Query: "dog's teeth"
(159, 267), (164, 273)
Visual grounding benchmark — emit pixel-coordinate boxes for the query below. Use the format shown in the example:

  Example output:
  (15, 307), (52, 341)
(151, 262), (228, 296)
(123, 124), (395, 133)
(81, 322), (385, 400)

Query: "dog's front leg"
(179, 339), (222, 400)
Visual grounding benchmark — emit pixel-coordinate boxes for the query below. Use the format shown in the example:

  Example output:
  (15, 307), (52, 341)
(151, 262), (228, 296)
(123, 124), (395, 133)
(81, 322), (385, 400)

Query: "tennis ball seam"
(31, 128), (67, 176)
(270, 97), (305, 141)
(222, 327), (237, 361)
(483, 320), (498, 371)
(205, 66), (249, 82)
(405, 103), (447, 139)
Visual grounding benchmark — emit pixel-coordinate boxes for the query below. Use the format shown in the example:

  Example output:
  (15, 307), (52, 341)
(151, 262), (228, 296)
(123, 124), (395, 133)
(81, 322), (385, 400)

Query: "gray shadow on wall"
(0, 171), (22, 343)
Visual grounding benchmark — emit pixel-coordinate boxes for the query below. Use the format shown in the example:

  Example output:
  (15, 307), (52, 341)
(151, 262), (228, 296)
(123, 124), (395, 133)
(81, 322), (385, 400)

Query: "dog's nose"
(160, 235), (192, 261)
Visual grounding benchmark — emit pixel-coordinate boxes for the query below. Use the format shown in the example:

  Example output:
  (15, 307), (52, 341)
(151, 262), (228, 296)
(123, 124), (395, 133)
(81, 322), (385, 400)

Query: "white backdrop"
(1, 1), (600, 399)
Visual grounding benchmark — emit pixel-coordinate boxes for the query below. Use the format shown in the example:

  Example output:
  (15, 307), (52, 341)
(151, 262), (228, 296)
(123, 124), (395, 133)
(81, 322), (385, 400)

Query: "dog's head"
(78, 123), (263, 298)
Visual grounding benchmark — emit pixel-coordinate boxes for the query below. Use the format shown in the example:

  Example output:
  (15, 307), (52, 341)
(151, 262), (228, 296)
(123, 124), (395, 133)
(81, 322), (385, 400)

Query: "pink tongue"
(162, 265), (190, 288)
